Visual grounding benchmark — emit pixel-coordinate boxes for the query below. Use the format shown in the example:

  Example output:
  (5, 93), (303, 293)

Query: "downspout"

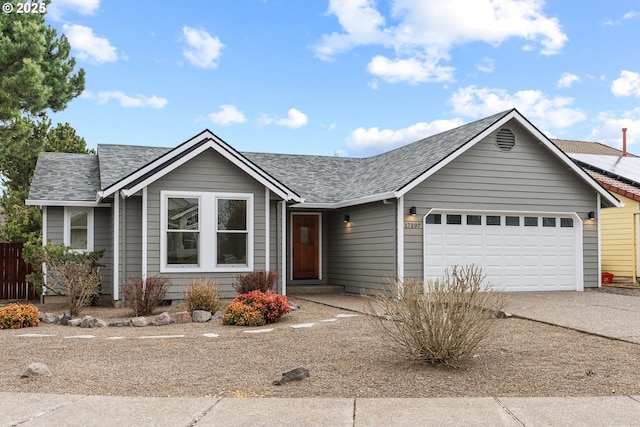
(40, 206), (47, 304)
(279, 200), (287, 296)
(113, 193), (119, 301)
(142, 187), (148, 283)
(597, 193), (602, 288)
(265, 188), (270, 271)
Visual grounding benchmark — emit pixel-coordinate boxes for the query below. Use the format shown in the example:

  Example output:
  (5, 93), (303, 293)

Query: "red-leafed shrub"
(0, 303), (40, 329)
(223, 290), (290, 326)
(232, 270), (280, 294)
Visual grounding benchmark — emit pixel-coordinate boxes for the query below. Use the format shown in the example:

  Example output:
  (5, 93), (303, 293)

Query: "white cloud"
(476, 58), (494, 73)
(611, 70), (640, 97)
(623, 10), (640, 20)
(367, 54), (454, 84)
(557, 73), (580, 88)
(589, 108), (640, 149)
(63, 24), (117, 64)
(450, 85), (586, 130)
(89, 91), (168, 108)
(347, 119), (465, 152)
(207, 105), (246, 125)
(48, 0), (100, 21)
(314, 0), (567, 84)
(276, 108), (308, 129)
(182, 26), (224, 69)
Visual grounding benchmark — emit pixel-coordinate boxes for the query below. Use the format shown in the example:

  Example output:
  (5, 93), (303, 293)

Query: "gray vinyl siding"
(122, 196), (142, 282)
(403, 119), (600, 287)
(145, 149), (271, 300)
(94, 207), (113, 296)
(46, 206), (64, 244)
(327, 202), (396, 294)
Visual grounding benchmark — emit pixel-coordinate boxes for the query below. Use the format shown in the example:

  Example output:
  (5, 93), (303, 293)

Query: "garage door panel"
(424, 212), (579, 291)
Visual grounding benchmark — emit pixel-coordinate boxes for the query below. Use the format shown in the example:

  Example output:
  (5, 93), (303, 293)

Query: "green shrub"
(121, 276), (171, 316)
(184, 277), (223, 314)
(366, 265), (504, 368)
(223, 290), (290, 326)
(0, 303), (40, 329)
(232, 270), (280, 294)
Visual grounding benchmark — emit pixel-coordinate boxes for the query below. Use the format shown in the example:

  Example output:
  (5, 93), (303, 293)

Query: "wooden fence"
(0, 243), (37, 300)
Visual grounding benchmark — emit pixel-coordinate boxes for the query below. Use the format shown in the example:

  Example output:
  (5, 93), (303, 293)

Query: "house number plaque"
(404, 222), (422, 229)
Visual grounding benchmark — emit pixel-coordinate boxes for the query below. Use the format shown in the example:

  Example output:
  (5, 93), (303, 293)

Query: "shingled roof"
(552, 139), (638, 157)
(29, 109), (619, 208)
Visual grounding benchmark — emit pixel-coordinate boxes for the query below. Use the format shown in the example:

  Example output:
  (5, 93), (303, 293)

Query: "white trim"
(422, 208), (584, 292)
(397, 196), (404, 281)
(597, 193), (601, 288)
(289, 192), (398, 210)
(280, 201), (287, 296)
(27, 200), (110, 207)
(142, 187), (148, 281)
(41, 207), (48, 301)
(265, 188), (270, 271)
(113, 193), (120, 300)
(290, 212), (323, 281)
(99, 133), (299, 202)
(63, 207), (94, 251)
(160, 190), (254, 273)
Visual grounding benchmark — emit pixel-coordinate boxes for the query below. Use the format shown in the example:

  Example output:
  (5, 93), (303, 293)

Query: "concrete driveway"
(503, 289), (640, 343)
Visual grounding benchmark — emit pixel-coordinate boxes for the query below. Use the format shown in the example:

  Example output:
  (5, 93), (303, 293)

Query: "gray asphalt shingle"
(29, 110), (511, 204)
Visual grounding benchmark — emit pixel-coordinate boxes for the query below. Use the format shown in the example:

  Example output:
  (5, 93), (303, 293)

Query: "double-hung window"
(161, 191), (253, 272)
(64, 207), (94, 251)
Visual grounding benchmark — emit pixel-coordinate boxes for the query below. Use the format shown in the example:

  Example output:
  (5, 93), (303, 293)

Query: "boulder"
(211, 310), (223, 322)
(79, 315), (107, 328)
(21, 362), (51, 378)
(173, 311), (191, 324)
(68, 318), (82, 327)
(41, 313), (58, 324)
(130, 317), (148, 327)
(151, 312), (172, 326)
(272, 367), (311, 386)
(108, 321), (130, 327)
(60, 313), (71, 326)
(192, 310), (212, 323)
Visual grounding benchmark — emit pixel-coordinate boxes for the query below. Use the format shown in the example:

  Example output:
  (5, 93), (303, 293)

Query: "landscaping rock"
(192, 310), (212, 323)
(80, 316), (107, 328)
(68, 318), (82, 327)
(21, 362), (51, 378)
(130, 317), (148, 327)
(41, 313), (58, 324)
(60, 313), (71, 326)
(151, 312), (172, 326)
(173, 311), (191, 324)
(211, 310), (223, 322)
(108, 321), (130, 327)
(289, 303), (300, 311)
(272, 366), (311, 385)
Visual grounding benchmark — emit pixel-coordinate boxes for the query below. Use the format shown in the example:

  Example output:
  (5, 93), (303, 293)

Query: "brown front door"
(292, 214), (320, 279)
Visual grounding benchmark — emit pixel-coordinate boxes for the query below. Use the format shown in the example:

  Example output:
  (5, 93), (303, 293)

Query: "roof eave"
(26, 199), (111, 207)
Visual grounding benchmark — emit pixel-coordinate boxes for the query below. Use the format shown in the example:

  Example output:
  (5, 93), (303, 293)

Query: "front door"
(292, 214), (320, 279)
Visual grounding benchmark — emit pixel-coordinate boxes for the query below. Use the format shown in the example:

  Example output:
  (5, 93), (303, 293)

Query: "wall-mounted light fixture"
(409, 206), (417, 215)
(343, 214), (350, 223)
(588, 211), (595, 220)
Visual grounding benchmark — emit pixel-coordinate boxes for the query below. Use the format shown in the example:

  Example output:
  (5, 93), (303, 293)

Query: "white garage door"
(423, 211), (582, 291)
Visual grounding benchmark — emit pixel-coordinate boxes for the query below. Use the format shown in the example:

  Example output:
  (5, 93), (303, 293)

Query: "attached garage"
(423, 210), (583, 291)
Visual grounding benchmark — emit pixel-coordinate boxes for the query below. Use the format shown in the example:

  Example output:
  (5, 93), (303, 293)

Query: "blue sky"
(44, 0), (640, 157)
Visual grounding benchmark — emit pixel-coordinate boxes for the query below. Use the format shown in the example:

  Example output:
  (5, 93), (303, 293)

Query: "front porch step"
(287, 284), (345, 295)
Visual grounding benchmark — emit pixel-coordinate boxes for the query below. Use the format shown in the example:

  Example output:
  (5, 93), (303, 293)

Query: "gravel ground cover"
(2, 293), (640, 398)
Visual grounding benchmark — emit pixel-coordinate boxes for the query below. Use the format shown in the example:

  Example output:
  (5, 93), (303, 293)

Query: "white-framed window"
(64, 207), (94, 251)
(160, 191), (253, 273)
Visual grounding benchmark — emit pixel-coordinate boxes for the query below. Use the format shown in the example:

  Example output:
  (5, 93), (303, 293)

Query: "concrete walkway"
(4, 290), (640, 427)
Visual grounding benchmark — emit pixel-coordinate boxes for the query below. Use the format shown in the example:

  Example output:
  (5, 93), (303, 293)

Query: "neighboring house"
(554, 138), (639, 285)
(26, 109), (621, 304)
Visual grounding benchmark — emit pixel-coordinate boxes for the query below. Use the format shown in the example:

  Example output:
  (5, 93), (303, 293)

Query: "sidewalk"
(3, 393), (640, 427)
(4, 290), (640, 427)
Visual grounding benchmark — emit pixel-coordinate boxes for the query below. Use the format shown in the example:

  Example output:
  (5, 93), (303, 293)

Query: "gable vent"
(495, 128), (515, 152)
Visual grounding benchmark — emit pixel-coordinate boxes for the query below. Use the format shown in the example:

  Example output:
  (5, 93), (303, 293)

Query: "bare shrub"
(366, 265), (505, 368)
(183, 277), (222, 314)
(232, 270), (280, 294)
(23, 243), (102, 317)
(121, 276), (171, 316)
